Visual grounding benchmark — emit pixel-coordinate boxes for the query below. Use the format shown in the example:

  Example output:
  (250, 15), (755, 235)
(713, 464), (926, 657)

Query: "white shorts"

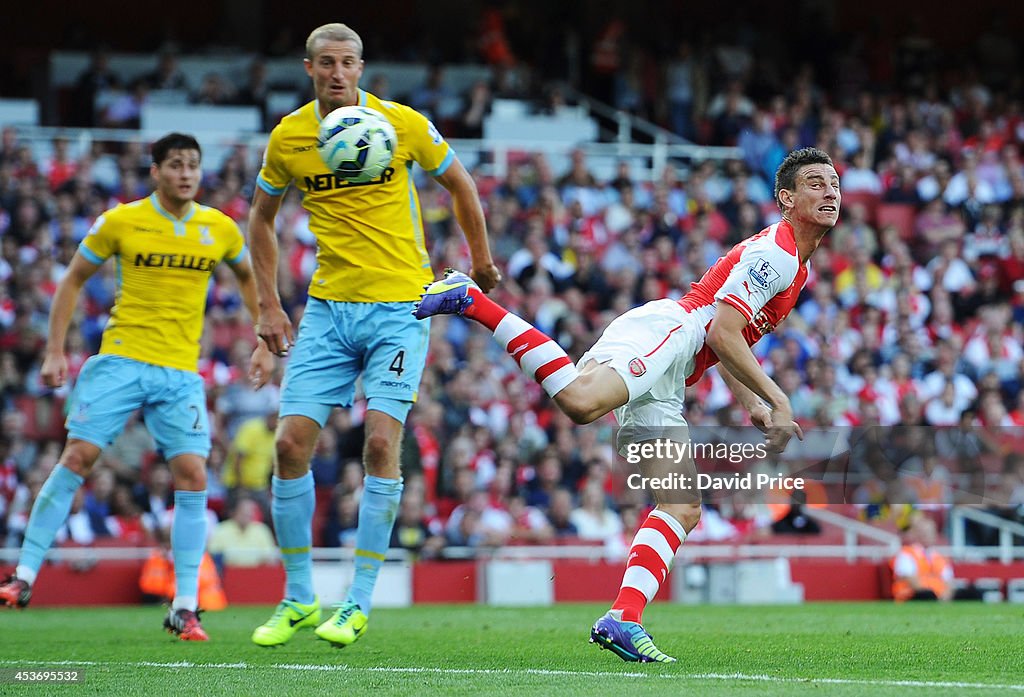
(579, 299), (705, 453)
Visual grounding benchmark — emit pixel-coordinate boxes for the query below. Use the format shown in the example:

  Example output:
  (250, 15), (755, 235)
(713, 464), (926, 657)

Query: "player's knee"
(275, 432), (312, 477)
(363, 432), (398, 472)
(173, 463), (207, 491)
(658, 502), (702, 534)
(60, 443), (98, 477)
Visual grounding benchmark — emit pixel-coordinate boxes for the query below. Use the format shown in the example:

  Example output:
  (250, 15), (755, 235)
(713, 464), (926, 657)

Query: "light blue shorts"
(67, 354), (210, 459)
(280, 299), (430, 426)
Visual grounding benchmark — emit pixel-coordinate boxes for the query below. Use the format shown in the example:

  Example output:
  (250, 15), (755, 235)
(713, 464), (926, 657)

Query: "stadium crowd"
(4, 28), (1024, 564)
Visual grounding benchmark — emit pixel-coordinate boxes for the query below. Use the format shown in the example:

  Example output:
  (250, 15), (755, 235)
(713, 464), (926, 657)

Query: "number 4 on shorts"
(389, 350), (405, 377)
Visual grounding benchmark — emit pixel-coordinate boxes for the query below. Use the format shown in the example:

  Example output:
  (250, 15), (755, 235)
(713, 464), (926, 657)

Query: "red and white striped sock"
(464, 288), (578, 397)
(611, 509), (686, 624)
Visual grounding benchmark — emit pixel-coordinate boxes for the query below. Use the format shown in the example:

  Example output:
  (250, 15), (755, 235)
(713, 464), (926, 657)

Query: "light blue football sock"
(16, 464), (84, 585)
(171, 490), (208, 611)
(272, 472), (315, 605)
(346, 475), (403, 615)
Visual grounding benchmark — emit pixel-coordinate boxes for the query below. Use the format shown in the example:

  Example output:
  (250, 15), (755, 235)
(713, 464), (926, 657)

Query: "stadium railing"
(10, 120), (741, 186)
(950, 507), (1024, 565)
(802, 507), (900, 562)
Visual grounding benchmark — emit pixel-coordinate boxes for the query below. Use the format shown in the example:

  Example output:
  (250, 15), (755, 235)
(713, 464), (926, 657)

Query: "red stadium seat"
(876, 203), (917, 241)
(838, 192), (880, 225)
(13, 395), (66, 441)
(311, 486), (335, 547)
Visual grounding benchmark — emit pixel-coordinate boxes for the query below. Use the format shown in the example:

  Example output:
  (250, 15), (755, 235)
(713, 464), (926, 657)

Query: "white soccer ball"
(316, 105), (397, 184)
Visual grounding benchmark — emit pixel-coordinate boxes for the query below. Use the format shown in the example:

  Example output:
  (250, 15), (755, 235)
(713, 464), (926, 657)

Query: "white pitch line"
(0, 659), (1021, 692)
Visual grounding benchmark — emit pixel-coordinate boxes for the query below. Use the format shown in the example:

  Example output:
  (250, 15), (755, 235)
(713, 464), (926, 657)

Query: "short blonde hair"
(306, 23), (363, 59)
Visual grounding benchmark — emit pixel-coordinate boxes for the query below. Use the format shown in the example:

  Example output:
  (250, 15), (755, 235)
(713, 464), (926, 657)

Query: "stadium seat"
(13, 395), (66, 441)
(837, 191), (879, 224)
(875, 203), (917, 241)
(0, 99), (39, 125)
(311, 486), (335, 547)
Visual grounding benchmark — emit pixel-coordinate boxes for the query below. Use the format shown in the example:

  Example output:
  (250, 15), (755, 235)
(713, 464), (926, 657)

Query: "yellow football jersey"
(79, 194), (246, 372)
(257, 90), (452, 302)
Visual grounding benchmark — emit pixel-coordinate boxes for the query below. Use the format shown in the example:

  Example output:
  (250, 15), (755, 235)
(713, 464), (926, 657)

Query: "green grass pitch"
(1, 603), (1022, 696)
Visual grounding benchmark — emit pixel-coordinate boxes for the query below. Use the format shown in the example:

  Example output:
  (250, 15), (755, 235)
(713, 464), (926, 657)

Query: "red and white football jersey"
(678, 220), (809, 385)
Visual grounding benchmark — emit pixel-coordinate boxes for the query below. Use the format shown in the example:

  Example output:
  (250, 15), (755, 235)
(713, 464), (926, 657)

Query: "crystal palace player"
(0, 133), (273, 640)
(248, 23), (499, 649)
(415, 147), (840, 662)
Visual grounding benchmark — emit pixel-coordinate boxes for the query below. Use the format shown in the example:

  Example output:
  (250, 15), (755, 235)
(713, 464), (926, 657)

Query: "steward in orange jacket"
(140, 549), (228, 611)
(891, 514), (952, 602)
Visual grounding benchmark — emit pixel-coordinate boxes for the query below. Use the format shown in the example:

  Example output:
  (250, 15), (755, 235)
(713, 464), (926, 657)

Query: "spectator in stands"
(367, 74), (390, 101)
(445, 490), (512, 547)
(835, 247), (884, 308)
(842, 150), (883, 194)
(71, 48), (121, 127)
(936, 408), (998, 474)
(507, 494), (554, 544)
(523, 452), (564, 510)
(926, 239), (976, 295)
(215, 350), (281, 440)
(106, 484), (151, 545)
(309, 427), (341, 487)
(0, 411), (37, 475)
(235, 59), (270, 110)
(53, 488), (94, 546)
(569, 479), (622, 543)
(507, 227), (571, 290)
(708, 81), (755, 145)
(45, 138), (77, 192)
(884, 162), (922, 204)
(224, 410), (277, 511)
(390, 490), (445, 559)
(944, 149), (997, 208)
(916, 159), (953, 203)
(144, 51), (188, 91)
(558, 149), (598, 189)
(208, 495), (277, 567)
(321, 491), (360, 548)
(193, 73), (234, 106)
(408, 65), (457, 124)
(830, 202), (879, 261)
(459, 80), (491, 139)
(100, 79), (149, 129)
(134, 462), (173, 531)
(4, 467), (46, 547)
(664, 41), (697, 140)
(83, 467), (116, 537)
(104, 413), (156, 479)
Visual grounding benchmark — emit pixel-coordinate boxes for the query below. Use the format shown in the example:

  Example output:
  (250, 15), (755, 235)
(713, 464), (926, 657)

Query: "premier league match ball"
(316, 105), (397, 184)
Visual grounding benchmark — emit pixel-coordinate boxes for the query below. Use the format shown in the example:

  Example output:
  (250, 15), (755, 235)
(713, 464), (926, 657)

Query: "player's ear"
(778, 188), (794, 210)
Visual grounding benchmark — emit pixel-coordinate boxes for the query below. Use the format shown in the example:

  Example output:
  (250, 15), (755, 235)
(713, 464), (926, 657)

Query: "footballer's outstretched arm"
(706, 303), (802, 451)
(716, 361), (768, 412)
(716, 362), (772, 432)
(248, 187), (294, 356)
(434, 157), (501, 292)
(41, 252), (101, 388)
